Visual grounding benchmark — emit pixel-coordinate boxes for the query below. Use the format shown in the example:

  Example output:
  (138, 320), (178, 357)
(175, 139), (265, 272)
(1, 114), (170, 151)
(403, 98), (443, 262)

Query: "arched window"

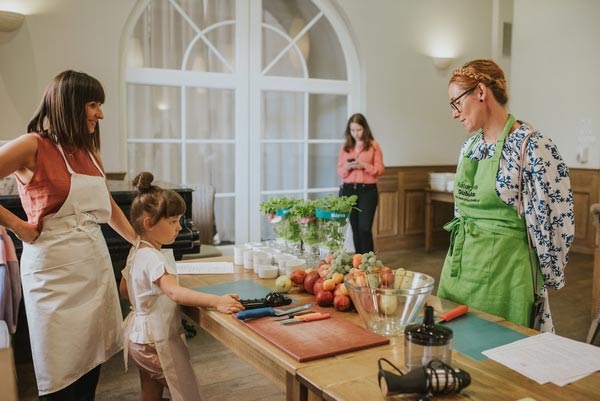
(123, 0), (360, 244)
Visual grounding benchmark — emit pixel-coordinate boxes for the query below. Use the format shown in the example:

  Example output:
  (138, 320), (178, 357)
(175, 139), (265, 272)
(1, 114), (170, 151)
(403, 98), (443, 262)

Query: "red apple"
(289, 269), (307, 286)
(316, 290), (334, 307)
(333, 294), (351, 311)
(333, 283), (349, 297)
(313, 277), (326, 296)
(303, 271), (320, 295)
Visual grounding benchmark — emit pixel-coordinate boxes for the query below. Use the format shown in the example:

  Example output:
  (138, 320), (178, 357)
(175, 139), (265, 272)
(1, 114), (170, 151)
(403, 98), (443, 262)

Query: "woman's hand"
(14, 221), (40, 244)
(215, 293), (244, 314)
(353, 160), (365, 169)
(345, 160), (356, 171)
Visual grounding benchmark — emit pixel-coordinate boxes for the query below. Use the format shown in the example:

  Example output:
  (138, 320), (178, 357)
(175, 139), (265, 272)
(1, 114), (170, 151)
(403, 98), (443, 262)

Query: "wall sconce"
(0, 10), (25, 32)
(432, 57), (454, 70)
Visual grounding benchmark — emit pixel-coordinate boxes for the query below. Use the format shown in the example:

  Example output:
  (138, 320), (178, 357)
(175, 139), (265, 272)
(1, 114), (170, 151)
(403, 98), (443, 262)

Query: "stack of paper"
(482, 332), (600, 386)
(176, 261), (234, 275)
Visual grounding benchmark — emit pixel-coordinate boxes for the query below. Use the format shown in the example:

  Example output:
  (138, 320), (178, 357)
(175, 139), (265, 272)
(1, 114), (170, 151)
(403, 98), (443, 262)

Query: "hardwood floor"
(15, 248), (599, 400)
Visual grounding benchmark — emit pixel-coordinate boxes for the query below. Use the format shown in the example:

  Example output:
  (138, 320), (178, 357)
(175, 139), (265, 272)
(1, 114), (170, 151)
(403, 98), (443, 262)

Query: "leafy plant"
(278, 218), (300, 242)
(290, 199), (316, 219)
(299, 219), (320, 245)
(259, 197), (301, 241)
(315, 194), (358, 213)
(259, 197), (296, 215)
(320, 219), (347, 249)
(289, 200), (317, 245)
(313, 195), (358, 251)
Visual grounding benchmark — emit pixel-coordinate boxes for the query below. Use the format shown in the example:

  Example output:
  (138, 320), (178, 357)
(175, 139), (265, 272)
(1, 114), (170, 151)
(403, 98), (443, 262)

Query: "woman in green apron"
(438, 59), (574, 332)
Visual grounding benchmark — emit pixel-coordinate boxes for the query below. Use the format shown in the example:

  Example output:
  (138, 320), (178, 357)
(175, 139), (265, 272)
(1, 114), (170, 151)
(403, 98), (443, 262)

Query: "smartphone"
(347, 158), (355, 163)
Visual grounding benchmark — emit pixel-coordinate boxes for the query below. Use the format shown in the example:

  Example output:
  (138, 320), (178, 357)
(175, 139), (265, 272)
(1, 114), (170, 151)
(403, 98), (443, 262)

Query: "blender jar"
(404, 305), (453, 370)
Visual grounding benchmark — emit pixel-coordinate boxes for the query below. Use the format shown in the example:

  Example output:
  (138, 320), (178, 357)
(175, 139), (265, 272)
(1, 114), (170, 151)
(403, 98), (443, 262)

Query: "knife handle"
(439, 305), (468, 322)
(303, 313), (331, 322)
(236, 307), (275, 320)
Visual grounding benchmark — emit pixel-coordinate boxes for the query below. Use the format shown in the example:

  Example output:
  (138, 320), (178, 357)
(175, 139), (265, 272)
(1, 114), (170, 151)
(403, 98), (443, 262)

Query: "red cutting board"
(235, 306), (390, 362)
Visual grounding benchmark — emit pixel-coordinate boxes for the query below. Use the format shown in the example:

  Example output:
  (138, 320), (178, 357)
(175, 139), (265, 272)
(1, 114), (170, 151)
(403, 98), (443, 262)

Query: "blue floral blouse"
(457, 122), (575, 332)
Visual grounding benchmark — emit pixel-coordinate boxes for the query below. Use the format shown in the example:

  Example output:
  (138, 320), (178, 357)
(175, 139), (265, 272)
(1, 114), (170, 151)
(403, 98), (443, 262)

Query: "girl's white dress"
(122, 240), (203, 401)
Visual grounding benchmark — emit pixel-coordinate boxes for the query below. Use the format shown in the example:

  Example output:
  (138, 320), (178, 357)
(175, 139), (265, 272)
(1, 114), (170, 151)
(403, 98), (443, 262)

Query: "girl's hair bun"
(132, 171), (154, 193)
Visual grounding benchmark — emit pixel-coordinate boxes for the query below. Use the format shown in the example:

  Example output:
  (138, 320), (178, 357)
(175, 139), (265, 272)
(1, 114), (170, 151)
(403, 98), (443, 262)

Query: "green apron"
(437, 114), (540, 327)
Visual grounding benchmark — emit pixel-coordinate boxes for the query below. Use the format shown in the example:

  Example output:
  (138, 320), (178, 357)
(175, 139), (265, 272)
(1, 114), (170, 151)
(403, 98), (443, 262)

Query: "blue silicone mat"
(193, 279), (297, 303)
(441, 313), (527, 360)
(192, 279), (273, 299)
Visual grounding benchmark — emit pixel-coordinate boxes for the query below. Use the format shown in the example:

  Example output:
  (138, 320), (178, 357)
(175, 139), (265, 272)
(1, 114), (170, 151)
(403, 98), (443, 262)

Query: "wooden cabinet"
(373, 166), (455, 252)
(373, 166), (599, 254)
(570, 168), (600, 254)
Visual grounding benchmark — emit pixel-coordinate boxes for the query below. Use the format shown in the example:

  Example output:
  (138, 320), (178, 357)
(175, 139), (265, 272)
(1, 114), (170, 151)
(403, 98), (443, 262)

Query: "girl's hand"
(353, 160), (364, 169)
(345, 161), (356, 171)
(14, 221), (40, 244)
(215, 294), (244, 314)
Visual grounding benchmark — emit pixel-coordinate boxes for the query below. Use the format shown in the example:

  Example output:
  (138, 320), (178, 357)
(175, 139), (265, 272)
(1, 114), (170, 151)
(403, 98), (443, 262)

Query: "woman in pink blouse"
(337, 113), (385, 253)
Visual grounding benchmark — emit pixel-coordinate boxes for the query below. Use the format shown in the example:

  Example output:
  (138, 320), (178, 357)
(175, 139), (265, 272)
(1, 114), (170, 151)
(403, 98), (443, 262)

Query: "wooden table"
(180, 257), (600, 401)
(424, 189), (454, 252)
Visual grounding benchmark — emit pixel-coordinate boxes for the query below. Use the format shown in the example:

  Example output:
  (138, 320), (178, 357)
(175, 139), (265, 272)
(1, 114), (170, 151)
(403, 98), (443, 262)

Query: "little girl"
(120, 172), (243, 401)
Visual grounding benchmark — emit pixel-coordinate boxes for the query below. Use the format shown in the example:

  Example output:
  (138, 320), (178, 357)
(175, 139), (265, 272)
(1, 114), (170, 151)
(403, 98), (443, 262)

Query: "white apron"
(123, 240), (203, 401)
(20, 145), (123, 395)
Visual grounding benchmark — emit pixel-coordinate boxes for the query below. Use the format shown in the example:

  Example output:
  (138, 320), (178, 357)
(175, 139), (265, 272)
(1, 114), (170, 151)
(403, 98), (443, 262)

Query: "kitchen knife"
(281, 313), (331, 325)
(437, 305), (468, 323)
(273, 310), (315, 321)
(235, 303), (312, 320)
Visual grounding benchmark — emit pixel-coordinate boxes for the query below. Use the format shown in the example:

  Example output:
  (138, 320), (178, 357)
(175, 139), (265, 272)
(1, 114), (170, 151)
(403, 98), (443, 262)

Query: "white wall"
(336, 0), (494, 166)
(0, 0), (137, 169)
(0, 0), (514, 171)
(511, 0), (600, 169)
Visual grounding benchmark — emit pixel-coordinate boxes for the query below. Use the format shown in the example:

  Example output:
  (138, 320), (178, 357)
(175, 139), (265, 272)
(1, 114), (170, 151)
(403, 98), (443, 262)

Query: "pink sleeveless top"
(16, 133), (105, 229)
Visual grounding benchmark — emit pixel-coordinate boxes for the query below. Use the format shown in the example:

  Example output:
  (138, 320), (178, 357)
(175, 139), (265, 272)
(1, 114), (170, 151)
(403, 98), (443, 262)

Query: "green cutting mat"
(441, 313), (527, 360)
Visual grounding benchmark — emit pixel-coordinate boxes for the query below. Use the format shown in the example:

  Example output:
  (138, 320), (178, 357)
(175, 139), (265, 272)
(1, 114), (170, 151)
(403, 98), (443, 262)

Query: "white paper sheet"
(176, 262), (234, 275)
(482, 332), (600, 386)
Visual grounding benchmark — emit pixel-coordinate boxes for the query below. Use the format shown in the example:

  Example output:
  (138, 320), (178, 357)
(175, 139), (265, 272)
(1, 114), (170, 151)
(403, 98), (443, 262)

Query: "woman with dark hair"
(439, 59), (574, 331)
(337, 113), (385, 254)
(0, 70), (135, 399)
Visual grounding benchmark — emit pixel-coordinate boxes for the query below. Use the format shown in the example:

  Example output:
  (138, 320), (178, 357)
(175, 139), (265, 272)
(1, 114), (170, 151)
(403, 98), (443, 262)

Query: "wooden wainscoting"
(373, 166), (455, 252)
(570, 168), (600, 254)
(373, 166), (599, 254)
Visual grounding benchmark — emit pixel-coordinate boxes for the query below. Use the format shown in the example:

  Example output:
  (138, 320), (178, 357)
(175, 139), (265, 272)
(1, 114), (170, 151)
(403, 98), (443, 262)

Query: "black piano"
(0, 180), (200, 276)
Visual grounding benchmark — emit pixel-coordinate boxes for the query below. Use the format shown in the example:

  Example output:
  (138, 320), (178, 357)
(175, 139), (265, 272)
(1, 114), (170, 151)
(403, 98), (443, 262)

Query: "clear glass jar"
(316, 209), (349, 254)
(298, 216), (320, 267)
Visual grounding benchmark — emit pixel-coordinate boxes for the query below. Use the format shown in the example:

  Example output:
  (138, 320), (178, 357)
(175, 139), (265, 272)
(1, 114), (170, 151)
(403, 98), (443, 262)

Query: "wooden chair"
(587, 203), (600, 344)
(191, 183), (217, 246)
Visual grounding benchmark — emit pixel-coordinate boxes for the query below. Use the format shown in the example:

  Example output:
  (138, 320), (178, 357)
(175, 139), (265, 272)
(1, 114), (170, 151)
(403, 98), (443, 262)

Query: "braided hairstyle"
(449, 59), (509, 105)
(130, 172), (186, 235)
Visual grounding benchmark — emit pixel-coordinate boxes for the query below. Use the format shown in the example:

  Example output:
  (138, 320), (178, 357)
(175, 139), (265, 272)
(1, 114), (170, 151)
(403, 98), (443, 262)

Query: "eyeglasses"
(450, 85), (477, 113)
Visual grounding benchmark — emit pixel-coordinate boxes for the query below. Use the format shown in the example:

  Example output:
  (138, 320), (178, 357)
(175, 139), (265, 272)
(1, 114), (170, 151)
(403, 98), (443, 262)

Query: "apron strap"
(123, 238), (144, 372)
(55, 144), (76, 175)
(55, 144), (105, 178)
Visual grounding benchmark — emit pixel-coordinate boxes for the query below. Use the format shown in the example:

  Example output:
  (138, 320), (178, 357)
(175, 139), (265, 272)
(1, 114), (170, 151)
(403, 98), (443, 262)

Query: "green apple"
(379, 294), (397, 314)
(275, 275), (292, 293)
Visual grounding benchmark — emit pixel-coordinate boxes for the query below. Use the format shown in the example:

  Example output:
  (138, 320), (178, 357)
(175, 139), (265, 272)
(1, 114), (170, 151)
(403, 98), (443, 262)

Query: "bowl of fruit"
(344, 267), (434, 337)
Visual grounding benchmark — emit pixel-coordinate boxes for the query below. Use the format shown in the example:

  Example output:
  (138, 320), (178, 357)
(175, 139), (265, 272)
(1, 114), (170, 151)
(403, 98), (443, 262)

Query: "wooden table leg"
(287, 371), (306, 401)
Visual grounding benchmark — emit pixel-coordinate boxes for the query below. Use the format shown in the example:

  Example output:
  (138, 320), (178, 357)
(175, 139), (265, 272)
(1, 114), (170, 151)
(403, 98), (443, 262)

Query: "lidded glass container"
(404, 305), (453, 370)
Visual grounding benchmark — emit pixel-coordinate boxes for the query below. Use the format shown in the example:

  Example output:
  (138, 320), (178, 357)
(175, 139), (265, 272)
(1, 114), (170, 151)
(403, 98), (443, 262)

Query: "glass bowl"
(344, 268), (435, 337)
